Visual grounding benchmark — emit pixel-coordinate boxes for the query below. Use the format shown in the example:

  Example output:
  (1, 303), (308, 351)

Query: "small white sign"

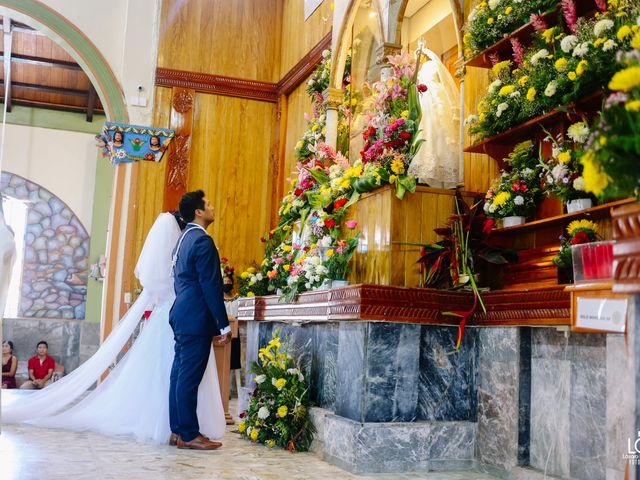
(304, 0), (324, 20)
(576, 297), (627, 332)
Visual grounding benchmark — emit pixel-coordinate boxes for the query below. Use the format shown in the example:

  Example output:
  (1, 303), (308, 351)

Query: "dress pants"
(169, 334), (211, 442)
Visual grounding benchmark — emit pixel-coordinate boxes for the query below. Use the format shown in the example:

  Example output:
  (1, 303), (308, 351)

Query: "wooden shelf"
(465, 1), (597, 69)
(464, 90), (603, 162)
(491, 198), (635, 235)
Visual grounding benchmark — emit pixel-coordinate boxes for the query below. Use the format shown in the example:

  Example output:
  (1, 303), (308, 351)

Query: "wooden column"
(163, 87), (195, 211)
(270, 94), (288, 227)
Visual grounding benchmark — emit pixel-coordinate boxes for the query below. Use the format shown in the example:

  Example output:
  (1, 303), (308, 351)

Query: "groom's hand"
(213, 332), (232, 346)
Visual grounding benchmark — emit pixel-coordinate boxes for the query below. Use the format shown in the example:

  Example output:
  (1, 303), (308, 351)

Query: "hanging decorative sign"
(96, 122), (175, 165)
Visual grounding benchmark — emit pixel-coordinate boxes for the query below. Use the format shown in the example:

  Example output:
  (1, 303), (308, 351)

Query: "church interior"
(1, 0), (640, 479)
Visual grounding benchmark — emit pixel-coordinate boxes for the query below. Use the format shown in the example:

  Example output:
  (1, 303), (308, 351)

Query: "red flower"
(294, 188), (304, 197)
(260, 236), (266, 243)
(417, 84), (428, 93)
(399, 131), (411, 140)
(333, 198), (348, 209)
(571, 231), (590, 245)
(324, 219), (336, 229)
(363, 126), (376, 140)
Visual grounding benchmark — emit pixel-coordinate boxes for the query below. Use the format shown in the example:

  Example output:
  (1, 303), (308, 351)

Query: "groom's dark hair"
(179, 190), (206, 223)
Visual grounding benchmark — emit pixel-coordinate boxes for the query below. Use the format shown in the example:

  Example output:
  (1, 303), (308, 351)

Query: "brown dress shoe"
(177, 434), (222, 450)
(169, 433), (179, 446)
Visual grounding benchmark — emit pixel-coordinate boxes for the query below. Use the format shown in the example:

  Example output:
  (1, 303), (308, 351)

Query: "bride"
(1, 212), (226, 444)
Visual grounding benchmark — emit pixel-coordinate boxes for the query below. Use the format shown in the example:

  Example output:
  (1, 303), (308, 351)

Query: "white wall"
(3, 124), (97, 232)
(402, 0), (458, 56)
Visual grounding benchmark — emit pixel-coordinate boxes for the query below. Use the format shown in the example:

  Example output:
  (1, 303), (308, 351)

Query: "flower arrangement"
(238, 266), (269, 298)
(553, 219), (600, 276)
(467, 1), (640, 141)
(539, 122), (591, 203)
(220, 257), (235, 281)
(325, 223), (360, 281)
(580, 39), (640, 199)
(355, 52), (425, 199)
(484, 141), (541, 220)
(463, 0), (556, 59)
(238, 332), (315, 451)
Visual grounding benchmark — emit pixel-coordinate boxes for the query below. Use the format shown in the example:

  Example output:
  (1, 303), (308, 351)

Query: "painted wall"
(2, 123), (97, 231)
(401, 0), (458, 56)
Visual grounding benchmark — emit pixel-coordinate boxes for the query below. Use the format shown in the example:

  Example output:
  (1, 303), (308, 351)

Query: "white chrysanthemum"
(258, 407), (270, 419)
(496, 102), (509, 118)
(514, 196), (524, 206)
(255, 374), (266, 384)
(567, 122), (589, 144)
(603, 39), (617, 51)
(255, 273), (263, 281)
(465, 114), (478, 125)
(488, 79), (502, 94)
(594, 19), (614, 37)
(530, 49), (549, 66)
(322, 49), (331, 58)
(319, 235), (332, 247)
(521, 168), (533, 178)
(552, 163), (568, 181)
(488, 0), (500, 10)
(484, 202), (490, 212)
(572, 42), (589, 57)
(544, 81), (557, 97)
(286, 368), (299, 375)
(509, 90), (521, 98)
(488, 204), (497, 213)
(552, 144), (562, 158)
(573, 176), (585, 191)
(561, 35), (579, 53)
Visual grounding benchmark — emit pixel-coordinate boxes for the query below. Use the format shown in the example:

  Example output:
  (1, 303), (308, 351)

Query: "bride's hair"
(171, 211), (187, 231)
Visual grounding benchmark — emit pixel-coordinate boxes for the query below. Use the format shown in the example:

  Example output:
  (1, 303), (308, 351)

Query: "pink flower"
(594, 0), (607, 12)
(510, 38), (524, 66)
(274, 257), (283, 264)
(287, 254), (293, 261)
(530, 13), (548, 32)
(345, 220), (358, 229)
(562, 0), (577, 34)
(488, 53), (501, 66)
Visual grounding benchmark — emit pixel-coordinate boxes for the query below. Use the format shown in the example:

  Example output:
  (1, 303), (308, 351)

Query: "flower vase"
(317, 278), (332, 290)
(502, 216), (526, 228)
(332, 279), (350, 288)
(566, 198), (593, 213)
(557, 266), (574, 285)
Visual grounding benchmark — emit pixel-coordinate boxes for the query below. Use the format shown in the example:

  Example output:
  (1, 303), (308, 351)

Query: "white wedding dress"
(1, 213), (226, 443)
(408, 48), (462, 189)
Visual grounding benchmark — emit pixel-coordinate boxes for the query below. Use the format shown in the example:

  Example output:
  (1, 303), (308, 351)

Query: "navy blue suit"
(169, 224), (230, 442)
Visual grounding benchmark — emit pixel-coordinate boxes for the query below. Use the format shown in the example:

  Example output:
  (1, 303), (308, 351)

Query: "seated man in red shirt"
(20, 341), (55, 390)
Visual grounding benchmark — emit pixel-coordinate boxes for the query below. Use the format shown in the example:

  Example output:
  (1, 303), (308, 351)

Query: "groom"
(169, 189), (231, 450)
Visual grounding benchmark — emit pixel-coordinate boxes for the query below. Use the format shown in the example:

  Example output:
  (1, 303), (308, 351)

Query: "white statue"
(0, 202), (16, 319)
(408, 47), (462, 189)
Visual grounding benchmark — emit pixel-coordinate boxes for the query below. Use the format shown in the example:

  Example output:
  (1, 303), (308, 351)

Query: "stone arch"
(1, 172), (90, 319)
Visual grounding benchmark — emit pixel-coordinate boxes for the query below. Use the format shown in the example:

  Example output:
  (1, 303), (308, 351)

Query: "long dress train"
(1, 213), (225, 443)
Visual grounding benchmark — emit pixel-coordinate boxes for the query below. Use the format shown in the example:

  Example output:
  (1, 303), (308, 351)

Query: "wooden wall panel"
(280, 0), (333, 78)
(281, 78), (313, 195)
(463, 65), (497, 194)
(157, 0), (282, 82)
(187, 93), (276, 272)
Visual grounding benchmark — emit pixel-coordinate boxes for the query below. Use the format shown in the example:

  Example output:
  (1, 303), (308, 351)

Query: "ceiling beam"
(0, 52), (82, 71)
(5, 81), (89, 97)
(0, 97), (104, 115)
(3, 18), (12, 112)
(86, 84), (96, 122)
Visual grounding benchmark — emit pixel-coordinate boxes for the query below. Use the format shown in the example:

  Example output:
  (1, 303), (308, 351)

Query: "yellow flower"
(567, 71), (577, 81)
(277, 405), (288, 418)
(400, 110), (409, 119)
(609, 66), (640, 91)
(274, 378), (286, 390)
(505, 6), (513, 14)
(322, 127), (327, 135)
(389, 175), (397, 184)
(492, 60), (511, 76)
(617, 25), (632, 41)
(479, 113), (487, 122)
(518, 76), (528, 86)
(487, 17), (494, 25)
(479, 1), (487, 7)
(241, 272), (250, 279)
(580, 151), (611, 196)
(498, 85), (515, 96)
(391, 159), (405, 174)
(296, 141), (303, 150)
(283, 264), (290, 272)
(625, 100), (640, 112)
(599, 136), (607, 146)
(593, 37), (606, 48)
(326, 249), (334, 257)
(526, 87), (536, 101)
(557, 151), (572, 164)
(282, 225), (292, 231)
(247, 267), (256, 274)
(266, 439), (276, 448)
(250, 428), (259, 441)
(632, 32), (640, 49)
(238, 421), (247, 433)
(567, 219), (599, 236)
(282, 245), (292, 252)
(268, 337), (282, 348)
(554, 58), (568, 72)
(340, 179), (351, 189)
(576, 60), (588, 76)
(492, 191), (511, 207)
(463, 33), (471, 45)
(311, 124), (318, 132)
(247, 292), (255, 297)
(542, 28), (555, 43)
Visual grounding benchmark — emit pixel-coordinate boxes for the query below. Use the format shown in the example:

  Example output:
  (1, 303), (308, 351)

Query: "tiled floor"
(0, 401), (499, 480)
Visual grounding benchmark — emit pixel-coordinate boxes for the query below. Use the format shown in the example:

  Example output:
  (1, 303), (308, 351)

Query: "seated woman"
(2, 340), (17, 389)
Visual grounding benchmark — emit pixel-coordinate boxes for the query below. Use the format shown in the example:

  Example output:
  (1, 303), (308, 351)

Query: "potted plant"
(325, 225), (360, 287)
(484, 141), (541, 227)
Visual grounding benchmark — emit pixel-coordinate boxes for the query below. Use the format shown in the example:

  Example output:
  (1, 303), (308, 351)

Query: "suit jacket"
(169, 224), (229, 336)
